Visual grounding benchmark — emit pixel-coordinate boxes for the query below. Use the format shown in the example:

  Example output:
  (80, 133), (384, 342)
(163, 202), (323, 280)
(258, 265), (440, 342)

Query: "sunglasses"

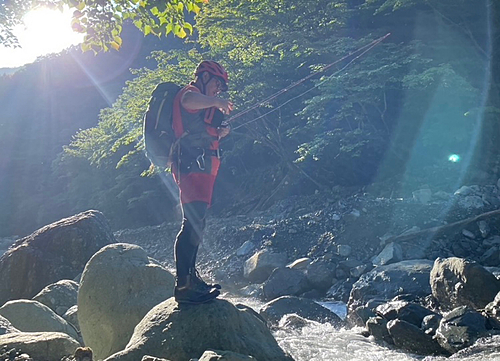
(213, 76), (227, 92)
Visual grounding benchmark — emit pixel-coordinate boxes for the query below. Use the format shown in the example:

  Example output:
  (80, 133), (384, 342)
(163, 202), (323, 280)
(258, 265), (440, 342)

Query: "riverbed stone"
(0, 299), (80, 342)
(78, 243), (175, 361)
(435, 306), (489, 354)
(259, 296), (343, 327)
(375, 300), (435, 327)
(244, 249), (287, 283)
(0, 210), (114, 305)
(0, 332), (80, 361)
(32, 279), (79, 316)
(387, 319), (449, 356)
(347, 259), (433, 326)
(104, 298), (293, 361)
(430, 257), (500, 311)
(262, 267), (310, 300)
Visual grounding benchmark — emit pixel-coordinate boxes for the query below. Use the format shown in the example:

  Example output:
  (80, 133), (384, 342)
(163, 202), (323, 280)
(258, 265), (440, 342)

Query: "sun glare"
(0, 7), (84, 68)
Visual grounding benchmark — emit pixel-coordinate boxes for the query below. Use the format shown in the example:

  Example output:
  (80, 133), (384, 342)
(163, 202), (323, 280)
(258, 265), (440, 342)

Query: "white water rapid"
(227, 296), (500, 361)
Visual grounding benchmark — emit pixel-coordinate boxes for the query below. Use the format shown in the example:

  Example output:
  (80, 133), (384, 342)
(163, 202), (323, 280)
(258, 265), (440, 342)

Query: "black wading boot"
(191, 268), (222, 291)
(174, 270), (220, 305)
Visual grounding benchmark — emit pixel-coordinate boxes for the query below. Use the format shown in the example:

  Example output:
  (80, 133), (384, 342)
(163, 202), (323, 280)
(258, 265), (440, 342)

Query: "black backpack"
(143, 82), (181, 168)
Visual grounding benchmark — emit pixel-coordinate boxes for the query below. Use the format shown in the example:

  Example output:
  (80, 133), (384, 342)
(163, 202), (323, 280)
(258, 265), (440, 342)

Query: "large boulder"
(244, 249), (287, 283)
(78, 243), (175, 361)
(259, 296), (343, 327)
(435, 306), (489, 353)
(0, 210), (114, 305)
(32, 279), (79, 316)
(305, 260), (335, 291)
(104, 298), (294, 361)
(0, 332), (80, 360)
(347, 259), (433, 326)
(0, 299), (80, 342)
(387, 319), (449, 356)
(430, 257), (500, 311)
(262, 267), (310, 300)
(375, 300), (435, 327)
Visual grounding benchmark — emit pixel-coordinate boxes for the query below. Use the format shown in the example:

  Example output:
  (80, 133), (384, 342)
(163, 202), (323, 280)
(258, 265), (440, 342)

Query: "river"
(227, 296), (500, 361)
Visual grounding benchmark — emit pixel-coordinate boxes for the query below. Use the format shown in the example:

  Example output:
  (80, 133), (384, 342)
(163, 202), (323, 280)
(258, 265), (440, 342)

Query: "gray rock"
(375, 300), (435, 327)
(104, 298), (293, 361)
(348, 260), (433, 326)
(366, 316), (393, 344)
(462, 229), (476, 239)
(435, 306), (489, 354)
(0, 315), (19, 336)
(387, 319), (449, 356)
(371, 242), (403, 266)
(78, 243), (175, 361)
(62, 305), (79, 332)
(422, 313), (442, 336)
(198, 350), (257, 360)
(32, 279), (79, 316)
(478, 220), (490, 238)
(0, 300), (80, 342)
(337, 244), (352, 257)
(259, 296), (343, 327)
(0, 332), (80, 361)
(262, 267), (310, 300)
(454, 186), (474, 196)
(458, 196), (484, 209)
(326, 279), (355, 303)
(278, 314), (311, 330)
(141, 356), (170, 361)
(430, 257), (500, 311)
(244, 249), (287, 283)
(287, 257), (311, 270)
(484, 235), (500, 247)
(350, 263), (372, 278)
(306, 260), (335, 291)
(236, 241), (255, 257)
(413, 188), (432, 204)
(484, 292), (500, 319)
(480, 247), (500, 267)
(0, 210), (114, 305)
(448, 335), (500, 358)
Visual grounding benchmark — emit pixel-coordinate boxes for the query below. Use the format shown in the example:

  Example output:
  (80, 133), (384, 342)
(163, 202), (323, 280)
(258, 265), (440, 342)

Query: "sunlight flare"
(0, 7), (84, 68)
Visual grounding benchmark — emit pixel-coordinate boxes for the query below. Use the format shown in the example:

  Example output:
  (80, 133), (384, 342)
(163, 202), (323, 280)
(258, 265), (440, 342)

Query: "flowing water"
(227, 296), (500, 361)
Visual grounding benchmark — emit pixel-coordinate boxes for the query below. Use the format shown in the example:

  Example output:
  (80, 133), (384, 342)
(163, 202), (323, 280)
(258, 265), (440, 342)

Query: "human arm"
(181, 90), (233, 115)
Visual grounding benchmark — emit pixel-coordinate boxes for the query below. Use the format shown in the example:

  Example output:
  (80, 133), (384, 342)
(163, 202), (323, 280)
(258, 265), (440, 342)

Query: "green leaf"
(183, 22), (193, 34)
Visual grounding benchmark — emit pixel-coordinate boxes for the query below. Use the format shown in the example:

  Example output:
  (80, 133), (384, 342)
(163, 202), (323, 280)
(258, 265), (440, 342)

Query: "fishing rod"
(227, 33), (391, 131)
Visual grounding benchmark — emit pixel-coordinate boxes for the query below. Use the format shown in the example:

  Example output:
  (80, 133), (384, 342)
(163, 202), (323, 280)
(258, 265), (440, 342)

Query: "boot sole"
(175, 289), (220, 305)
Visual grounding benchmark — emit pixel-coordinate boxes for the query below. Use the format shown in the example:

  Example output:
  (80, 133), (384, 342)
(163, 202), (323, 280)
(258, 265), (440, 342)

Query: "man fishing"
(171, 60), (233, 304)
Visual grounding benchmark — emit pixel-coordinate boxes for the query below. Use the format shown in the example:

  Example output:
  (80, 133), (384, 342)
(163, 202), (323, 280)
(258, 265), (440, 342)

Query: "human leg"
(174, 201), (220, 303)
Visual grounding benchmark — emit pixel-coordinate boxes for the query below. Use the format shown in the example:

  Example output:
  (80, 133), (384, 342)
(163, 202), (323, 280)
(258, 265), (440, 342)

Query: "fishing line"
(228, 33), (391, 131)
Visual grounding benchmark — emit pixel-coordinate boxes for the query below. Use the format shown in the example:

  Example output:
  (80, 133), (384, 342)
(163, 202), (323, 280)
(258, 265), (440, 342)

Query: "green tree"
(0, 0), (206, 51)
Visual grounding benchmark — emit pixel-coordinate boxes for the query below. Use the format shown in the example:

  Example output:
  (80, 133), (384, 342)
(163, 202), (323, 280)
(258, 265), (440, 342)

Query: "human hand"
(218, 124), (231, 138)
(217, 98), (234, 115)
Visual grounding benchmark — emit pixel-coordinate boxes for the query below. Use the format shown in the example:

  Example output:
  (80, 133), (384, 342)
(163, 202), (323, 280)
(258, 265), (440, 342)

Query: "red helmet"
(195, 60), (229, 91)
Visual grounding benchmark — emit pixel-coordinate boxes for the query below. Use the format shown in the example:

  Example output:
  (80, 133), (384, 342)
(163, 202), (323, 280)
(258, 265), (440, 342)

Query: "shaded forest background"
(0, 0), (499, 238)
